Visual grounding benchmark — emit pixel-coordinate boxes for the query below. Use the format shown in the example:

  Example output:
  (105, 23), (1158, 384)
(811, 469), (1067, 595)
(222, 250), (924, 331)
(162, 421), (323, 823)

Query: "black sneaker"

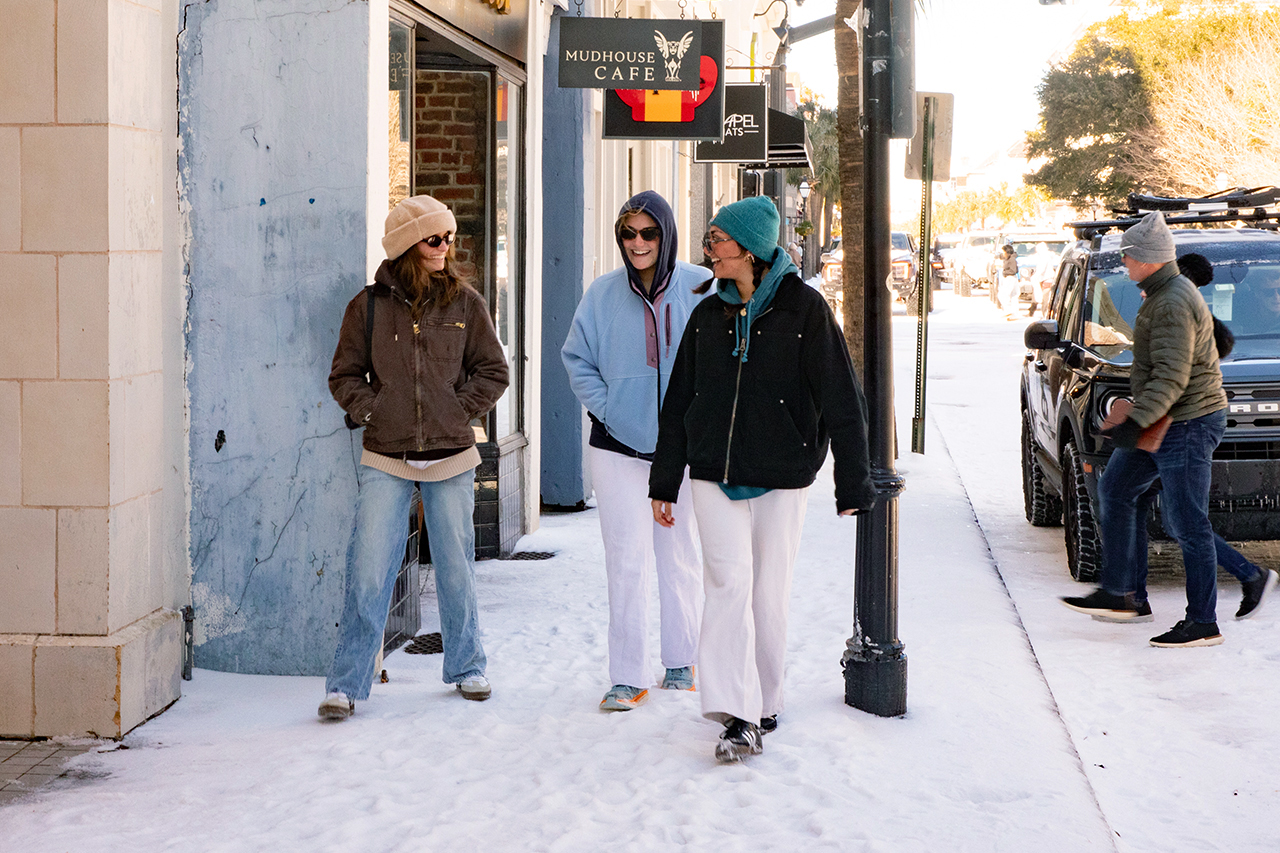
(714, 717), (763, 764)
(1149, 619), (1224, 648)
(759, 715), (778, 735)
(1061, 588), (1153, 622)
(1237, 568), (1278, 620)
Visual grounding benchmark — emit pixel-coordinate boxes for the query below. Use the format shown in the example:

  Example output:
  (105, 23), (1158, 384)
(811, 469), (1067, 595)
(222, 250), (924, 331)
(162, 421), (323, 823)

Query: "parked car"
(819, 232), (921, 311)
(889, 231), (918, 302)
(951, 230), (1001, 296)
(1019, 187), (1280, 581)
(934, 233), (963, 283)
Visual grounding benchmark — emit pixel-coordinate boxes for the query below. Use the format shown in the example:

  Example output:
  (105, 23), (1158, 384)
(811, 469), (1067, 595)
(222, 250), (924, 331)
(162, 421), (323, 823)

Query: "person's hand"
(1104, 417), (1142, 449)
(652, 499), (675, 528)
(839, 508), (861, 516)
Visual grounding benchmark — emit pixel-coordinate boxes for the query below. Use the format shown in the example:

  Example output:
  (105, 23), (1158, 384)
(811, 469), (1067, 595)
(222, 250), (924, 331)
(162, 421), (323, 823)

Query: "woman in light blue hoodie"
(562, 191), (712, 711)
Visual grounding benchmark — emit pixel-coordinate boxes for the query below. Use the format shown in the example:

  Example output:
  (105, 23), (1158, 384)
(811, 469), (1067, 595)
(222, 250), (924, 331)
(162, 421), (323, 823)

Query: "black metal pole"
(842, 0), (907, 717)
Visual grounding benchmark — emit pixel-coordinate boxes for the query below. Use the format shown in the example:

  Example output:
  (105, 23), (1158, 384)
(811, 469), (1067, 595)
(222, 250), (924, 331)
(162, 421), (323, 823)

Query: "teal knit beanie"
(710, 196), (781, 261)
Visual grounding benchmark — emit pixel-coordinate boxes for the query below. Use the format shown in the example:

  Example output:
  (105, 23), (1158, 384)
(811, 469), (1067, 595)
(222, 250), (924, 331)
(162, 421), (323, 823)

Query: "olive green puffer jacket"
(1129, 262), (1227, 426)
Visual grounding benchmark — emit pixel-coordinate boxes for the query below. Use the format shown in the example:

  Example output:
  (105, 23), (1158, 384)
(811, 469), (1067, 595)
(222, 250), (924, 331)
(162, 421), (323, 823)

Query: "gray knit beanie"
(382, 195), (457, 260)
(1119, 211), (1176, 264)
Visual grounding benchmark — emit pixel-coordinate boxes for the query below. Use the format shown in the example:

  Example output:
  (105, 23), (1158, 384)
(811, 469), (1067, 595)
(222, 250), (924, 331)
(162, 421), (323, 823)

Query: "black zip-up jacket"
(648, 273), (876, 513)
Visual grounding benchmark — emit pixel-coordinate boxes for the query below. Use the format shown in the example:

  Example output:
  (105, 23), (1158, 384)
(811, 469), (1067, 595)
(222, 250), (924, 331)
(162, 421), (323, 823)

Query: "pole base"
(843, 651), (907, 717)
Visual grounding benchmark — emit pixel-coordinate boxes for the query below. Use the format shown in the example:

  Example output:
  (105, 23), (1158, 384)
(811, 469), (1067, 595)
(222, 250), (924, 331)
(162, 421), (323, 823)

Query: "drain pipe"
(181, 605), (195, 681)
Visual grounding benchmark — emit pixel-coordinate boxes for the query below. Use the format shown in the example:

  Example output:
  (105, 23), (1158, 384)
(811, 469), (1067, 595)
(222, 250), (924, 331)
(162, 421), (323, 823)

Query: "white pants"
(999, 273), (1020, 313)
(690, 480), (809, 725)
(591, 446), (702, 689)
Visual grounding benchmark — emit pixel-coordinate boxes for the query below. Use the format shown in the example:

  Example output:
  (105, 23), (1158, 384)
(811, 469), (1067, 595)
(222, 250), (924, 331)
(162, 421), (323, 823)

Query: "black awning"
(740, 109), (813, 170)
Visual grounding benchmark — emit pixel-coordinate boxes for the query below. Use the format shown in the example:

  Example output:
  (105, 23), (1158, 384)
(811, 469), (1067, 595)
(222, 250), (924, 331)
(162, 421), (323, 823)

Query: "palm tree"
(836, 0), (926, 379)
(835, 0), (865, 377)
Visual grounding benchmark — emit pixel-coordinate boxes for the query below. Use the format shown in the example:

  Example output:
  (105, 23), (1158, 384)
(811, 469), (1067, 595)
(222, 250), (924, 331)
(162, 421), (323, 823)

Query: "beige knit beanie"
(382, 195), (457, 260)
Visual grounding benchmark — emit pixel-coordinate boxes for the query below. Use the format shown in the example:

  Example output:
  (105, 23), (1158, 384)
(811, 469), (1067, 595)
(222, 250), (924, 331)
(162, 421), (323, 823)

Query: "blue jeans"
(1098, 409), (1226, 624)
(1214, 533), (1262, 584)
(325, 465), (485, 700)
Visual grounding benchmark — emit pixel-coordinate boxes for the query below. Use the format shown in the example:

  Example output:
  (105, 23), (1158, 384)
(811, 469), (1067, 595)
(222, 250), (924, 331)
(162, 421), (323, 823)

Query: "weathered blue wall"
(539, 11), (589, 507)
(179, 0), (370, 675)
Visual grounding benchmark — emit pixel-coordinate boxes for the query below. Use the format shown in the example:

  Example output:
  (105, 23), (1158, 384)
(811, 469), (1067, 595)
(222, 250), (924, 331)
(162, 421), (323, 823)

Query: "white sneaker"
(457, 675), (491, 701)
(318, 691), (354, 720)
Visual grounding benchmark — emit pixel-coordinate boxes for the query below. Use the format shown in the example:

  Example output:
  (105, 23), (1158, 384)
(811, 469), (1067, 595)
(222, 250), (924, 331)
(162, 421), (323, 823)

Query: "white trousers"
(690, 480), (809, 725)
(591, 446), (702, 689)
(999, 273), (1020, 312)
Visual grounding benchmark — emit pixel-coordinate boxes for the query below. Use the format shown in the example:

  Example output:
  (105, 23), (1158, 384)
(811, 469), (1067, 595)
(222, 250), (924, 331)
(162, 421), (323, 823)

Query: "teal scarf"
(715, 247), (798, 363)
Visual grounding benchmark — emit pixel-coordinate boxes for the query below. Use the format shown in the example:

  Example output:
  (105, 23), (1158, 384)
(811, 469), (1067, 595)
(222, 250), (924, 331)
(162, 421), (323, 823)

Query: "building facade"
(0, 0), (786, 738)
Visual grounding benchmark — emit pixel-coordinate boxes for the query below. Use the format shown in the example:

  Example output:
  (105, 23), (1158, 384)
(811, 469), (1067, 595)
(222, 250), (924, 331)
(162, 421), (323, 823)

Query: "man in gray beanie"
(1062, 212), (1232, 647)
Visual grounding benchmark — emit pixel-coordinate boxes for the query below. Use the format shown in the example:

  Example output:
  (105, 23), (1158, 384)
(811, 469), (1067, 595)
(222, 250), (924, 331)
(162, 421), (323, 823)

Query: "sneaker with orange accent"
(599, 685), (648, 711)
(661, 666), (695, 691)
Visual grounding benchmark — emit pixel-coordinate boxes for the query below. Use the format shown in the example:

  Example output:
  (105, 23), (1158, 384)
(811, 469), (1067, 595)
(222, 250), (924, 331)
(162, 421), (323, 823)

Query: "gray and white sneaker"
(457, 674), (491, 701)
(318, 691), (354, 721)
(714, 717), (763, 764)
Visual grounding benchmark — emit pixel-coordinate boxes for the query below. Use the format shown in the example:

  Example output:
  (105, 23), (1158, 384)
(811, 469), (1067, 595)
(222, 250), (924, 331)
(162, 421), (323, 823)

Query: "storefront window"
(492, 74), (522, 440)
(388, 19), (412, 209)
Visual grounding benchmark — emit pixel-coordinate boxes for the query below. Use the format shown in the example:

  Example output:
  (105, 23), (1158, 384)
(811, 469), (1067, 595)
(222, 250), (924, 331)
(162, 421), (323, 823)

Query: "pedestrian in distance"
(1062, 212), (1238, 646)
(999, 243), (1020, 320)
(1177, 252), (1278, 618)
(649, 196), (876, 763)
(320, 195), (509, 720)
(561, 191), (710, 712)
(1027, 242), (1058, 318)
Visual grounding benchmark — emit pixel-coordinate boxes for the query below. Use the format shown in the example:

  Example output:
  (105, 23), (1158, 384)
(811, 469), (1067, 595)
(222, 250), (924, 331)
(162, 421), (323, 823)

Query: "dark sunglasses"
(422, 232), (455, 248)
(618, 225), (661, 242)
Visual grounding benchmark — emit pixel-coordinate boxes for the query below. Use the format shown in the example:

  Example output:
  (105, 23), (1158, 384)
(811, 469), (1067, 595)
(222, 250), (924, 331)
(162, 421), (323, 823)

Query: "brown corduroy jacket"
(329, 260), (509, 455)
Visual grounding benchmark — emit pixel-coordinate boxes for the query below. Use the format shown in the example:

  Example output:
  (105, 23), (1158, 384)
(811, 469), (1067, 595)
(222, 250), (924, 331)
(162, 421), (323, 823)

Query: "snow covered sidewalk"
(5, 292), (1274, 852)
(0, 312), (1113, 852)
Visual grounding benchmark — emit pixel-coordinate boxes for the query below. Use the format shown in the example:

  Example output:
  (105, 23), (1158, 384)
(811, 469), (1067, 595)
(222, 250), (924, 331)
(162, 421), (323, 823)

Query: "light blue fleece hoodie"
(561, 192), (712, 455)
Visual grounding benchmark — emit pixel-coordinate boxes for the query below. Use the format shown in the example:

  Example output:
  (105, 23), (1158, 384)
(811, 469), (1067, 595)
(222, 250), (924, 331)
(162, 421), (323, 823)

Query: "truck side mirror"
(1024, 318), (1061, 350)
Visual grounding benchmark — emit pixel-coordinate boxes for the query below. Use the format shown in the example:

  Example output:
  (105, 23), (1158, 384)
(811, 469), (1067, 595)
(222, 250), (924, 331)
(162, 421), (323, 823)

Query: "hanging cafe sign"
(559, 17), (705, 89)
(557, 17), (726, 141)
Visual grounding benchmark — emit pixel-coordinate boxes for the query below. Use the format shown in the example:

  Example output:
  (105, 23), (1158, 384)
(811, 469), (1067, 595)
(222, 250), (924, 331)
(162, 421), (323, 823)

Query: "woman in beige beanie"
(319, 195), (509, 720)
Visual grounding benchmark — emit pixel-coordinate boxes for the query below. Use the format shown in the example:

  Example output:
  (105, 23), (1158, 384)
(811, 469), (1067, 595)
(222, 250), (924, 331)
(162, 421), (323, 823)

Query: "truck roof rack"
(1066, 186), (1280, 239)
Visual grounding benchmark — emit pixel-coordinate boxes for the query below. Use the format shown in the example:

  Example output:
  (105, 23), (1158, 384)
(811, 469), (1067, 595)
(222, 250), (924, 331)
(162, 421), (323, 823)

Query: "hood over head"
(616, 190), (679, 300)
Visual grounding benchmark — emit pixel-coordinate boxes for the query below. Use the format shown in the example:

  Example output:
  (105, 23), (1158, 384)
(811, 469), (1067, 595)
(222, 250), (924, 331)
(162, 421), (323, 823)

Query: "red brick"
(428, 95), (457, 107)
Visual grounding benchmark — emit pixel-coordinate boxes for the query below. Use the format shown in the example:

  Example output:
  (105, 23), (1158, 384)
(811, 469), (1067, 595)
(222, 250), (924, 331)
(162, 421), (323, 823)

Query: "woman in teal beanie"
(649, 195), (876, 763)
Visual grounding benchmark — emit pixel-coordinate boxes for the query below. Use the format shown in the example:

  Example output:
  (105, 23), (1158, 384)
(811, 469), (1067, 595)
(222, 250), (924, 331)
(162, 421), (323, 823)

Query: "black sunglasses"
(618, 225), (661, 242)
(422, 232), (455, 248)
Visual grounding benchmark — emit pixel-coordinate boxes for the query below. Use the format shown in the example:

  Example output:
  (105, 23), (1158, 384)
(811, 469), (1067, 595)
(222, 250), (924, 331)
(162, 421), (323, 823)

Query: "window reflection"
(493, 75), (522, 440)
(389, 20), (412, 209)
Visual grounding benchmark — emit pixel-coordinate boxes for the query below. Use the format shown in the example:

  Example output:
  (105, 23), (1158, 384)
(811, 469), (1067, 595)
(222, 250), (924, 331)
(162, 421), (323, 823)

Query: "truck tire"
(1022, 410), (1062, 526)
(1062, 440), (1102, 583)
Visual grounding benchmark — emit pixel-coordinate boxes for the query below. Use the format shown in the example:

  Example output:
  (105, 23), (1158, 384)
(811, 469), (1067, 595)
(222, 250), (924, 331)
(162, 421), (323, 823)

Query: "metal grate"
(499, 551), (555, 560)
(402, 632), (444, 655)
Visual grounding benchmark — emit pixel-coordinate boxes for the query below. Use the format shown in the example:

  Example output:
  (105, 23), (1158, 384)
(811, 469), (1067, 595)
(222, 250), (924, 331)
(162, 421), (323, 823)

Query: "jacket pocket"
(422, 321), (467, 362)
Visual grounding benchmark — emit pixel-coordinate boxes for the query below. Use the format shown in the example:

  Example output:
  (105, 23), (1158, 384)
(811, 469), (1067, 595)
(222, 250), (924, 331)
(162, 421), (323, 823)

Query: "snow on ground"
(2, 292), (1276, 852)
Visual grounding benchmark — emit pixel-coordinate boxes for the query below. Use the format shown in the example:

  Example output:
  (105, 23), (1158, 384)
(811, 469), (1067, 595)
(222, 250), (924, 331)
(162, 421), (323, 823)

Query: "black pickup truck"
(1019, 188), (1280, 581)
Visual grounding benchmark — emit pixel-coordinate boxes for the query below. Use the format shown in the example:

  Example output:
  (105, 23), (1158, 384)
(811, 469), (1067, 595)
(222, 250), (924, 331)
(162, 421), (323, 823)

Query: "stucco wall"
(179, 0), (374, 675)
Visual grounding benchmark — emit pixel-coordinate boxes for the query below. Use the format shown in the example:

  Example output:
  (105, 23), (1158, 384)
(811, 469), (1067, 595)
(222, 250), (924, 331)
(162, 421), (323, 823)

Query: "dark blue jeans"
(1098, 409), (1226, 624)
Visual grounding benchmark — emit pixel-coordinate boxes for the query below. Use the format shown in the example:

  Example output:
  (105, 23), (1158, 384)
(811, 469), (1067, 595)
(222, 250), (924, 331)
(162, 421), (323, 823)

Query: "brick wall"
(414, 71), (489, 280)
